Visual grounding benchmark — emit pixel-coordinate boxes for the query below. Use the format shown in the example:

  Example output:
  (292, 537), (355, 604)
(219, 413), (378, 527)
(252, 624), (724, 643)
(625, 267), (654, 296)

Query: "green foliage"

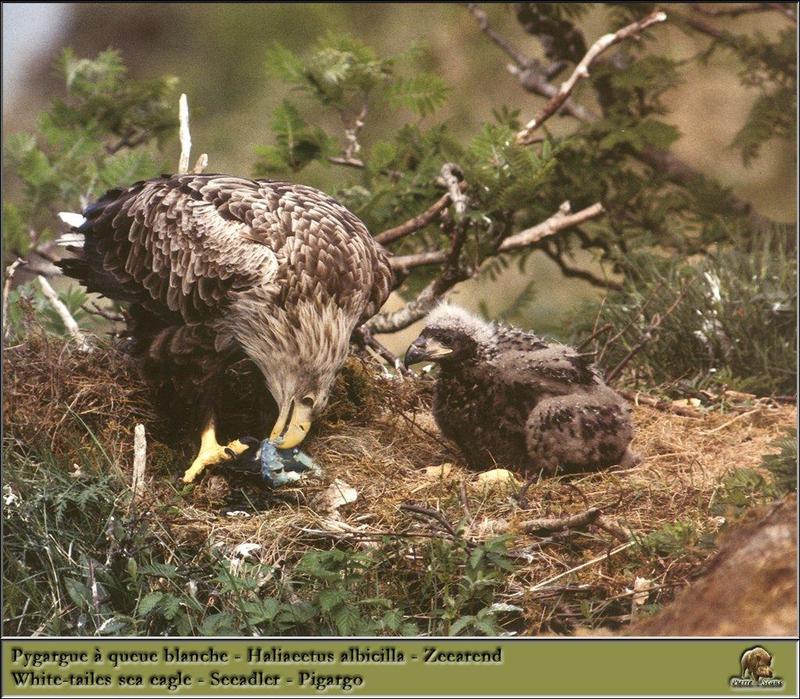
(761, 428), (797, 495)
(3, 434), (518, 636)
(253, 101), (334, 174)
(3, 49), (174, 256)
(573, 224), (796, 395)
(638, 521), (698, 558)
(711, 468), (773, 521)
(689, 20), (796, 166)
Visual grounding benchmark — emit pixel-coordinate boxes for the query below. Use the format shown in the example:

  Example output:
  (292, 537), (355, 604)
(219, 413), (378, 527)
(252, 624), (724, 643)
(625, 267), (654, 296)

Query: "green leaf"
(333, 604), (361, 635)
(137, 591), (164, 616)
(319, 588), (347, 612)
(387, 74), (449, 117)
(64, 577), (91, 608)
(139, 562), (179, 578)
(449, 615), (474, 636)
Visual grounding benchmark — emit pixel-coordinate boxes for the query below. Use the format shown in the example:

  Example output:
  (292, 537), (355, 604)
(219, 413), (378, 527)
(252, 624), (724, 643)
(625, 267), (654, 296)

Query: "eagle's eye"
(300, 395), (315, 409)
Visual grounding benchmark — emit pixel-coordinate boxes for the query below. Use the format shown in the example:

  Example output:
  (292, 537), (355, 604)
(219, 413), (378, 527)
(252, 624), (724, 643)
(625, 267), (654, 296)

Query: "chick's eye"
(300, 395), (315, 408)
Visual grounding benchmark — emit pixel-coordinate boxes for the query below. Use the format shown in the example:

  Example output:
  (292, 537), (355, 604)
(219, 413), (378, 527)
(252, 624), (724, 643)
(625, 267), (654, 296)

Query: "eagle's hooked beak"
(270, 398), (313, 449)
(404, 336), (453, 367)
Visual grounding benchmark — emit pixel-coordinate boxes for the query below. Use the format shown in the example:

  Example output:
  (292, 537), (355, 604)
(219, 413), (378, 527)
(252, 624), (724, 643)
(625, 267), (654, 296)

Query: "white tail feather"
(58, 211), (86, 228)
(54, 231), (85, 248)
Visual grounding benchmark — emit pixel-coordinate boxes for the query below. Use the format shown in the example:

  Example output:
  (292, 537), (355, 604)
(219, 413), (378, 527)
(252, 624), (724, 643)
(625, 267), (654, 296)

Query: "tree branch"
(465, 2), (530, 68)
(178, 93), (192, 174)
(438, 163), (467, 220)
(2, 259), (23, 341)
(516, 9), (668, 144)
(497, 201), (605, 252)
(541, 246), (622, 291)
(375, 202), (605, 334)
(389, 201), (605, 274)
(37, 276), (92, 352)
(375, 193), (452, 246)
(469, 6), (777, 231)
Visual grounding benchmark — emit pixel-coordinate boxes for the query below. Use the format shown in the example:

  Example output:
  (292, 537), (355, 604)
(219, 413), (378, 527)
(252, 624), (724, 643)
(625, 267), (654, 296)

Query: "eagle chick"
(405, 304), (637, 474)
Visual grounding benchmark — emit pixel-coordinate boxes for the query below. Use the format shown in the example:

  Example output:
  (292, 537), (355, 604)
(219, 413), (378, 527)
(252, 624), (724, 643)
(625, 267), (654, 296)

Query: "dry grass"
(3, 330), (795, 635)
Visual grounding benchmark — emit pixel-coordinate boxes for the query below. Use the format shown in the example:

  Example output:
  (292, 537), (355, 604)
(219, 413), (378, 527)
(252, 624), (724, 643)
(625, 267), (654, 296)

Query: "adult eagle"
(59, 174), (393, 482)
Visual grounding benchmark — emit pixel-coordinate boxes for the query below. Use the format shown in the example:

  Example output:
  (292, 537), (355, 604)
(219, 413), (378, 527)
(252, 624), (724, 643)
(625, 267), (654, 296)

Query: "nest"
(3, 330), (795, 635)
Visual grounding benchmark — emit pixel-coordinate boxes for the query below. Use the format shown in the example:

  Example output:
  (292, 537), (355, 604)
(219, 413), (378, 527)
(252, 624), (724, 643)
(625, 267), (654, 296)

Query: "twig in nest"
(2, 258), (23, 340)
(458, 480), (471, 519)
(530, 541), (635, 591)
(619, 390), (703, 418)
(178, 93), (192, 174)
(351, 325), (412, 377)
(130, 424), (147, 509)
(81, 302), (125, 323)
(37, 276), (92, 352)
(516, 9), (668, 143)
(594, 516), (634, 543)
(400, 503), (460, 539)
(519, 507), (600, 534)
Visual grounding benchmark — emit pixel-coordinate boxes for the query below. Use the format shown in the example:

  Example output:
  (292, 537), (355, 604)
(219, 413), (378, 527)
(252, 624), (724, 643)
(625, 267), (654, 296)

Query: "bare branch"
(370, 218), (470, 334)
(618, 389), (703, 418)
(509, 63), (598, 122)
(516, 9), (668, 144)
(438, 163), (467, 220)
(375, 193), (452, 246)
(390, 249), (448, 273)
(479, 14), (775, 232)
(541, 246), (622, 291)
(498, 201), (605, 252)
(36, 276), (92, 352)
(81, 301), (125, 323)
(693, 3), (793, 21)
(519, 507), (600, 534)
(131, 424), (147, 504)
(2, 259), (24, 341)
(376, 201), (604, 334)
(327, 156), (365, 169)
(466, 3), (530, 68)
(178, 93), (192, 174)
(192, 153), (209, 174)
(389, 201), (605, 274)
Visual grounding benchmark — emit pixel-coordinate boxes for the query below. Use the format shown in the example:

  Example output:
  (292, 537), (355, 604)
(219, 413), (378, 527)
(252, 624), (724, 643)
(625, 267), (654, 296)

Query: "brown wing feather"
(64, 174), (392, 326)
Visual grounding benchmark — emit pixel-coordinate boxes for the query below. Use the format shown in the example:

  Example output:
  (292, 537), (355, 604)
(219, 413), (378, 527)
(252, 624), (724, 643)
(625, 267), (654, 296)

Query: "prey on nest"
(57, 174), (393, 485)
(405, 304), (638, 475)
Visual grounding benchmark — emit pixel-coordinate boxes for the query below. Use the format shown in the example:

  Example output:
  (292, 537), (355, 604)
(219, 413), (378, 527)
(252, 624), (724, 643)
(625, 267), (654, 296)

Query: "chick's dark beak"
(404, 337), (428, 367)
(404, 336), (453, 367)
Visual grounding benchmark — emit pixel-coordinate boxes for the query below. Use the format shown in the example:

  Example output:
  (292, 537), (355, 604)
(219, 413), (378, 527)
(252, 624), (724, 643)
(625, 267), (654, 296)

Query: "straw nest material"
(4, 330), (795, 635)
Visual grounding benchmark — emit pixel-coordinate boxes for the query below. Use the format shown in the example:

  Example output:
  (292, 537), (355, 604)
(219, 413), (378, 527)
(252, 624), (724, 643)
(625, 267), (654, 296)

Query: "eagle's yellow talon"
(182, 421), (249, 483)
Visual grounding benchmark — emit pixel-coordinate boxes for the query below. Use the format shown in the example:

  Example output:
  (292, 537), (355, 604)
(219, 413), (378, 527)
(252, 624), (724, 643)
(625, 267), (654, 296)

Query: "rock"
(627, 494), (796, 635)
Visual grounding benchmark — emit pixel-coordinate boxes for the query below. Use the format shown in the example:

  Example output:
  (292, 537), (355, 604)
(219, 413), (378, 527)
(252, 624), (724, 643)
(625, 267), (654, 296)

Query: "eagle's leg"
(182, 416), (250, 484)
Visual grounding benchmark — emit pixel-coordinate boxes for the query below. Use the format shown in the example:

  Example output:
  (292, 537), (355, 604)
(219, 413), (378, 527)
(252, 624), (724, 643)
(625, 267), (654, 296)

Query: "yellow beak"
(270, 398), (313, 449)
